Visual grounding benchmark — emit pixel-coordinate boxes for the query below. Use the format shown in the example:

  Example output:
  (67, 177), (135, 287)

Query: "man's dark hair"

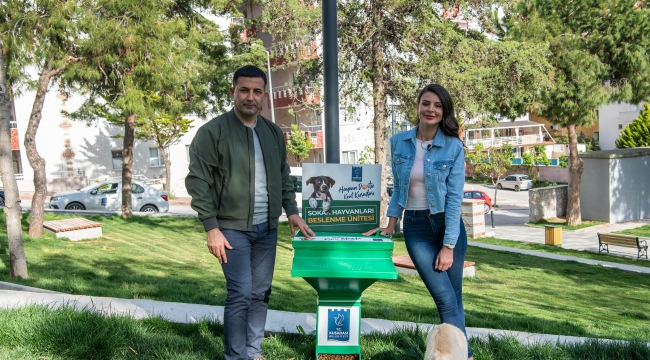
(233, 65), (268, 89)
(417, 84), (460, 139)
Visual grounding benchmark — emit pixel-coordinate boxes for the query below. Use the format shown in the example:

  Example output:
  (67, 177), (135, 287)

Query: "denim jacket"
(387, 125), (465, 245)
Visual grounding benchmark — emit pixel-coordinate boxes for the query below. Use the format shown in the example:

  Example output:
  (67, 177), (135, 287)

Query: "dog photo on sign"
(306, 176), (335, 214)
(424, 323), (468, 360)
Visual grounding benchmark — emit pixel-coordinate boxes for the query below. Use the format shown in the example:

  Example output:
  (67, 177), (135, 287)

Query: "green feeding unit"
(292, 164), (398, 359)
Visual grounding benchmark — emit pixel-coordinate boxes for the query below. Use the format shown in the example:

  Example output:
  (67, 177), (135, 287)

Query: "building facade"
(597, 102), (646, 150)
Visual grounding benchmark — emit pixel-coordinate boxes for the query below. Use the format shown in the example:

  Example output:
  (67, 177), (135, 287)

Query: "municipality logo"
(327, 309), (350, 342)
(352, 166), (362, 182)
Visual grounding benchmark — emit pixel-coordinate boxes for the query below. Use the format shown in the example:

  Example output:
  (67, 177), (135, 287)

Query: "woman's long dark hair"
(417, 84), (460, 139)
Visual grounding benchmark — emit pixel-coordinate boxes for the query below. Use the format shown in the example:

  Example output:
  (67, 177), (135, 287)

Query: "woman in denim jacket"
(364, 84), (472, 359)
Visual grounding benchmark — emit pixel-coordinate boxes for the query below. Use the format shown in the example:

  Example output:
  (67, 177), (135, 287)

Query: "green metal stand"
(292, 232), (398, 359)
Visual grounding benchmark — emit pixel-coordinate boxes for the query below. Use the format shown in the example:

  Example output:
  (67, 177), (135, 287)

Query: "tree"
(359, 145), (375, 165)
(286, 124), (314, 166)
(467, 142), (515, 206)
(135, 94), (193, 192)
(532, 144), (550, 180)
(0, 0), (85, 237)
(616, 104), (650, 148)
(261, 0), (552, 225)
(0, 38), (28, 278)
(66, 0), (240, 218)
(498, 0), (650, 225)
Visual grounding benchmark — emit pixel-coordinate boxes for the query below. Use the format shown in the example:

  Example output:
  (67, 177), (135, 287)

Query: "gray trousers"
(220, 222), (277, 360)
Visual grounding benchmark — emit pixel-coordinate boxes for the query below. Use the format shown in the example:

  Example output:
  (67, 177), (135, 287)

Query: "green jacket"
(185, 109), (299, 232)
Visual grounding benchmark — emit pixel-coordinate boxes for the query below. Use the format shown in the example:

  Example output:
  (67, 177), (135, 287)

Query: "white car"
(497, 174), (534, 192)
(290, 166), (303, 201)
(49, 180), (169, 213)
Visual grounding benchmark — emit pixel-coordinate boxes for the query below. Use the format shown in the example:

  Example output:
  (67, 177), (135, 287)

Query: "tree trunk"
(0, 40), (28, 278)
(566, 122), (583, 226)
(25, 62), (63, 237)
(160, 145), (171, 193)
(492, 177), (499, 206)
(121, 114), (135, 219)
(371, 1), (389, 227)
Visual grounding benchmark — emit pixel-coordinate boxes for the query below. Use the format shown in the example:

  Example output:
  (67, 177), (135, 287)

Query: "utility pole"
(322, 0), (339, 163)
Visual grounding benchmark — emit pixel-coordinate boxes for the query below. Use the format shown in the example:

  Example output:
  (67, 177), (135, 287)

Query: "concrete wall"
(579, 156), (611, 222)
(529, 185), (568, 222)
(608, 155), (650, 223)
(579, 148), (650, 223)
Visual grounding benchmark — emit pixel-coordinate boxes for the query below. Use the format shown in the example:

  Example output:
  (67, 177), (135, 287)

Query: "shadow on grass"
(2, 214), (649, 343)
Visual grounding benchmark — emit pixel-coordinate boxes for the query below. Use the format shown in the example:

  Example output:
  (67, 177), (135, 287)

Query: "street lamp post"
(264, 50), (275, 123)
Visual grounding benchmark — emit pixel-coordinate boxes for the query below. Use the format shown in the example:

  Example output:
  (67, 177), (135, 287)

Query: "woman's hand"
(435, 247), (454, 271)
(362, 226), (394, 237)
(363, 217), (398, 237)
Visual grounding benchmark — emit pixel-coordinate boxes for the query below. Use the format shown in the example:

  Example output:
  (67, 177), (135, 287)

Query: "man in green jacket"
(186, 65), (314, 360)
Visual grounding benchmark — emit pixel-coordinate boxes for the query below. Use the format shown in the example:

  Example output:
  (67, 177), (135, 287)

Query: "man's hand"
(435, 246), (454, 271)
(206, 228), (233, 264)
(288, 214), (315, 238)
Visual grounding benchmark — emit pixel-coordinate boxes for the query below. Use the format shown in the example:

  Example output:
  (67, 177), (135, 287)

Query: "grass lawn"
(470, 237), (650, 268)
(1, 305), (649, 360)
(526, 218), (605, 231)
(617, 224), (650, 238)
(1, 213), (650, 346)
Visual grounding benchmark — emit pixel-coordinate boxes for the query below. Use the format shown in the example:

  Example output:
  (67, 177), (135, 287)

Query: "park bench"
(392, 254), (476, 278)
(43, 218), (102, 241)
(597, 232), (648, 259)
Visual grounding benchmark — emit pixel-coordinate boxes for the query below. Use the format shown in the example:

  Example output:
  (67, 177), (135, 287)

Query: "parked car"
(464, 190), (493, 214)
(289, 166), (303, 200)
(497, 174), (533, 192)
(49, 180), (169, 213)
(0, 189), (4, 208)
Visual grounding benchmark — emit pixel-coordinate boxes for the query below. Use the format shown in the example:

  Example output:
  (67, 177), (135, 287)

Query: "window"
(132, 183), (145, 194)
(149, 147), (168, 167)
(290, 175), (302, 193)
(340, 108), (356, 125)
(96, 183), (118, 195)
(111, 150), (123, 170)
(594, 132), (599, 142)
(618, 124), (623, 130)
(342, 151), (357, 164)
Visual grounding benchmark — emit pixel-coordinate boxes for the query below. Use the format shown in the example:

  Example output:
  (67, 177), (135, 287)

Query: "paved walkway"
(0, 287), (635, 347)
(486, 219), (650, 260)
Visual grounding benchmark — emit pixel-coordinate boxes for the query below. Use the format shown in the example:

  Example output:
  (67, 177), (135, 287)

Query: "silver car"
(497, 174), (534, 192)
(49, 180), (169, 213)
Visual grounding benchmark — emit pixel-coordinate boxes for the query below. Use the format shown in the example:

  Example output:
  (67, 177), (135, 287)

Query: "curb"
(0, 281), (62, 294)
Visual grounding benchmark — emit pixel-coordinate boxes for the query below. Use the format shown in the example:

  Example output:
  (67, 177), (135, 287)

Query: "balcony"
(465, 134), (545, 149)
(283, 126), (324, 149)
(272, 85), (320, 108)
(10, 125), (19, 150)
(230, 17), (257, 41)
(269, 38), (318, 67)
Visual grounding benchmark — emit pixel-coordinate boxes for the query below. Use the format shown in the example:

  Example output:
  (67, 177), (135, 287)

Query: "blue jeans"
(220, 222), (277, 360)
(403, 210), (473, 358)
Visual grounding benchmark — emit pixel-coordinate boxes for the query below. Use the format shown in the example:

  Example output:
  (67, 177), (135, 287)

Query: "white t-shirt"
(405, 139), (434, 210)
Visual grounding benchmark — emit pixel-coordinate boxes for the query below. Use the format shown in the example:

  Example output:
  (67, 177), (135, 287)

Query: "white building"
(598, 102), (646, 150)
(9, 89), (203, 197)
